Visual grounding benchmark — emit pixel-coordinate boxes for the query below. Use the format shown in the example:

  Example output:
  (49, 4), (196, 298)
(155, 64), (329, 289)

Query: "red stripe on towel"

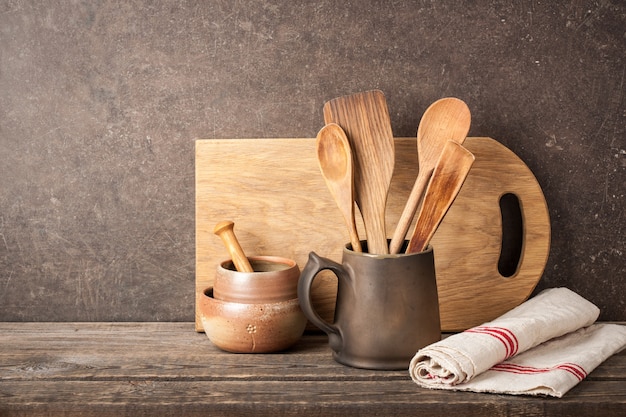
(466, 326), (519, 359)
(555, 363), (587, 381)
(491, 362), (587, 381)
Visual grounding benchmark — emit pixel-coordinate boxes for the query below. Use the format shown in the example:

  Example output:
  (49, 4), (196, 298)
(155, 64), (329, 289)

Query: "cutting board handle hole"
(498, 193), (523, 278)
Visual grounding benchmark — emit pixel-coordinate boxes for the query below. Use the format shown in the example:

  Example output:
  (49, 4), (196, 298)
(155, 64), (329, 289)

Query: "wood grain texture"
(406, 140), (475, 253)
(432, 138), (551, 330)
(196, 137), (550, 332)
(0, 322), (624, 417)
(195, 138), (342, 331)
(323, 90), (395, 254)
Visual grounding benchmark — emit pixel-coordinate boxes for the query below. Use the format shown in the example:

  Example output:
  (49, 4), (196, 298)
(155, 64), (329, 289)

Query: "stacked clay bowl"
(199, 256), (307, 353)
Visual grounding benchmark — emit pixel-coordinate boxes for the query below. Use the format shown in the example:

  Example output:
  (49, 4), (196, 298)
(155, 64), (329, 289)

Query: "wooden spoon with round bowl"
(316, 123), (362, 252)
(389, 97), (471, 254)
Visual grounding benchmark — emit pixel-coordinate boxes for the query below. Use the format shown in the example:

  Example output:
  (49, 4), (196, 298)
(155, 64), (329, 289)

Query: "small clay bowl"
(214, 255), (299, 303)
(199, 287), (307, 353)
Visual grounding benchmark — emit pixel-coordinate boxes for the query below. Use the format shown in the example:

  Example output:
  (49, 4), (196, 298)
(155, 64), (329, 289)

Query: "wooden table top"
(1, 322), (624, 416)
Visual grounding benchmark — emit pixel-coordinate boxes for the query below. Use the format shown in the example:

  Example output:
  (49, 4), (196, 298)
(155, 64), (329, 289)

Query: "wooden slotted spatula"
(406, 141), (475, 254)
(323, 90), (395, 255)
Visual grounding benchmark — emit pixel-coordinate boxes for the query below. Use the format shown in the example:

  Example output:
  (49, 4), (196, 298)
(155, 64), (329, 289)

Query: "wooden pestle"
(213, 220), (254, 272)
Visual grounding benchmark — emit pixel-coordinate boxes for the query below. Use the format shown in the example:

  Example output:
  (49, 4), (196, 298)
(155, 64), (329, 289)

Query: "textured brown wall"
(0, 1), (623, 321)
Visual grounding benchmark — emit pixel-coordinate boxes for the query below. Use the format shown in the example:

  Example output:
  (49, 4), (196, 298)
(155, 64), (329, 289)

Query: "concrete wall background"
(1, 1), (623, 321)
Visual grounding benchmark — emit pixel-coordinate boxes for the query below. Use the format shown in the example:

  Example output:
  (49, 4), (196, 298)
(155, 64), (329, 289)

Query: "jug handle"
(298, 251), (347, 341)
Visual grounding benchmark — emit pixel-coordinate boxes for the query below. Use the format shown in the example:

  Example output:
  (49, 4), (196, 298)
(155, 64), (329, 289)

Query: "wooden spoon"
(389, 97), (471, 254)
(323, 90), (395, 254)
(406, 141), (475, 254)
(316, 123), (362, 252)
(213, 220), (254, 272)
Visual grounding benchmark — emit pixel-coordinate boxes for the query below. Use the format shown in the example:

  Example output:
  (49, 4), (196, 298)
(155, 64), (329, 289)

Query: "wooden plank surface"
(196, 137), (550, 332)
(1, 323), (624, 417)
(1, 380), (625, 417)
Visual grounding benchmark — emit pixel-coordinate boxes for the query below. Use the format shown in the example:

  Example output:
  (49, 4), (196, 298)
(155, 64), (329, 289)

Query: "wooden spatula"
(406, 141), (475, 254)
(323, 90), (395, 254)
(389, 97), (471, 254)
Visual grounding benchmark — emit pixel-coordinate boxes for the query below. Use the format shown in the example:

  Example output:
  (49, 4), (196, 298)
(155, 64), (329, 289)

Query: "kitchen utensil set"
(317, 91), (475, 255)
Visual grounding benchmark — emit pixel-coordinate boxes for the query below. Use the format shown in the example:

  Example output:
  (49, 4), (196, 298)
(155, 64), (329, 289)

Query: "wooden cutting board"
(195, 137), (550, 332)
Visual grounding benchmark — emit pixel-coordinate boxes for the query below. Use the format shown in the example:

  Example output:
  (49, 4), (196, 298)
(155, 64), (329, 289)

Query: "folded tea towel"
(409, 287), (626, 397)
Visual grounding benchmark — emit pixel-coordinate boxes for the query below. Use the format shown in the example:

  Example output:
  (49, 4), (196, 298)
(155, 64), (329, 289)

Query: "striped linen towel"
(409, 287), (626, 397)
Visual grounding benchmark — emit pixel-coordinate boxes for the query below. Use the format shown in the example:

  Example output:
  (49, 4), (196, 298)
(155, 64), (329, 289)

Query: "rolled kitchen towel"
(409, 287), (626, 397)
